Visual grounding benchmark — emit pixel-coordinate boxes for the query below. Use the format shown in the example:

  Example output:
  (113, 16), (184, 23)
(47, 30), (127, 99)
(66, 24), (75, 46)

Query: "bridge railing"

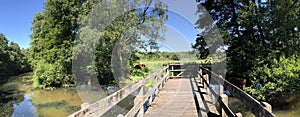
(68, 65), (169, 117)
(199, 65), (276, 117)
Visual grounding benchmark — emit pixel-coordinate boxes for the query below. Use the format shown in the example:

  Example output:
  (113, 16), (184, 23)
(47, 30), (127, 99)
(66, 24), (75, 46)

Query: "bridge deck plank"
(144, 78), (217, 117)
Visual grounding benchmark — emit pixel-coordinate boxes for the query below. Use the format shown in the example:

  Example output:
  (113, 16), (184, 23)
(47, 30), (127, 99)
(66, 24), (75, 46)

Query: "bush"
(244, 56), (300, 102)
(33, 61), (66, 88)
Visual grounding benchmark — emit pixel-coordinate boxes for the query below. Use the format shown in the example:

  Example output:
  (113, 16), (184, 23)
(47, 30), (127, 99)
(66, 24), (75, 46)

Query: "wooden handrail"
(199, 65), (276, 117)
(69, 65), (169, 117)
(199, 71), (237, 117)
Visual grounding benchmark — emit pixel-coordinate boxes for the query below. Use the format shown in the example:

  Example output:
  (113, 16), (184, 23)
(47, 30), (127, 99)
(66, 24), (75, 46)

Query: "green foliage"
(74, 0), (168, 84)
(197, 0), (300, 102)
(30, 0), (85, 88)
(131, 67), (150, 79)
(168, 54), (178, 61)
(33, 60), (73, 89)
(192, 35), (209, 59)
(197, 0), (299, 76)
(31, 0), (168, 87)
(137, 51), (195, 61)
(244, 56), (300, 102)
(0, 33), (31, 77)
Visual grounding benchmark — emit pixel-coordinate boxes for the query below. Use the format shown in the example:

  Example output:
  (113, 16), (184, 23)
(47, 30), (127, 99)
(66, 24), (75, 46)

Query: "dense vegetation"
(136, 51), (198, 61)
(29, 0), (167, 88)
(29, 0), (84, 88)
(193, 0), (299, 103)
(0, 33), (31, 77)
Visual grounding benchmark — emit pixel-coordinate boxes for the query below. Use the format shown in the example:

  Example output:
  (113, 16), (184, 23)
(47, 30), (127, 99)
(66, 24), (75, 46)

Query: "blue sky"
(0, 0), (200, 51)
(0, 0), (45, 49)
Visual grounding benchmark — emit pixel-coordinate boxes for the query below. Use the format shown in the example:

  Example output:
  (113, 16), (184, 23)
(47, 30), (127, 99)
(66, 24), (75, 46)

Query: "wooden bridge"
(69, 64), (276, 117)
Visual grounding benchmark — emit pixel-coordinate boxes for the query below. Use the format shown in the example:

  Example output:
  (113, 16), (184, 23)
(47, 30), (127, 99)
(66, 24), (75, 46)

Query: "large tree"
(30, 0), (167, 88)
(195, 0), (299, 102)
(73, 0), (168, 85)
(30, 0), (84, 88)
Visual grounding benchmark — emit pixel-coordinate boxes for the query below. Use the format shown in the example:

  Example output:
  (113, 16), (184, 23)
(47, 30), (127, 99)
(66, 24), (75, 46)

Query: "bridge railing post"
(219, 75), (224, 96)
(171, 65), (174, 77)
(209, 84), (215, 104)
(261, 102), (272, 116)
(204, 74), (209, 89)
(220, 94), (228, 117)
(134, 87), (144, 117)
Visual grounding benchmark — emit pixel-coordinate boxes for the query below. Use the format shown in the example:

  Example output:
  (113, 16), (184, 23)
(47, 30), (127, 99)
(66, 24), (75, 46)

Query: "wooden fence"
(199, 66), (276, 117)
(69, 65), (169, 117)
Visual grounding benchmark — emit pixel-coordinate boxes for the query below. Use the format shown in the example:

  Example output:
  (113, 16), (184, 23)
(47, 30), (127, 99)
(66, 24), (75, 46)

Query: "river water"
(0, 73), (83, 117)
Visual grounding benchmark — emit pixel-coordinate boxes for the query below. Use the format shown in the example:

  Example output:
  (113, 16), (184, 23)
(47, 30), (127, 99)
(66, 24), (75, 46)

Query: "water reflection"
(13, 94), (37, 117)
(0, 73), (82, 117)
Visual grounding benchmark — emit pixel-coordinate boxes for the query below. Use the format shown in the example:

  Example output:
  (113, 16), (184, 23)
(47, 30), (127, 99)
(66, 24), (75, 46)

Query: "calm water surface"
(0, 73), (83, 117)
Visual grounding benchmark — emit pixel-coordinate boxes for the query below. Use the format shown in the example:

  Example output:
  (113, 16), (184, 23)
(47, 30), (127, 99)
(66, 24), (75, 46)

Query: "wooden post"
(167, 66), (170, 80)
(81, 102), (89, 110)
(209, 85), (215, 104)
(149, 90), (153, 104)
(220, 94), (228, 117)
(171, 65), (174, 77)
(138, 106), (144, 117)
(262, 102), (272, 112)
(219, 75), (224, 95)
(199, 67), (202, 76)
(219, 84), (223, 95)
(235, 113), (243, 117)
(136, 87), (144, 117)
(203, 74), (209, 89)
(159, 81), (163, 89)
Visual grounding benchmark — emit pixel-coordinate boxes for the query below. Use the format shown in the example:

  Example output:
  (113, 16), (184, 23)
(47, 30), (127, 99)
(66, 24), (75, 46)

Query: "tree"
(0, 33), (10, 77)
(192, 34), (209, 59)
(74, 0), (168, 85)
(196, 0), (300, 102)
(30, 0), (84, 88)
(30, 0), (167, 88)
(196, 0), (299, 75)
(0, 33), (31, 77)
(245, 56), (300, 102)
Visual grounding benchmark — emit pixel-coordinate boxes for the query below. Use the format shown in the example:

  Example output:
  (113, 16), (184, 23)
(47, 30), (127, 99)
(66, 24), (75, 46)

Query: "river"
(0, 73), (84, 117)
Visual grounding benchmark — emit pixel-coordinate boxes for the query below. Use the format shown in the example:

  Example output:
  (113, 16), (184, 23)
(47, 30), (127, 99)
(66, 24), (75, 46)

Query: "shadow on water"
(0, 84), (25, 117)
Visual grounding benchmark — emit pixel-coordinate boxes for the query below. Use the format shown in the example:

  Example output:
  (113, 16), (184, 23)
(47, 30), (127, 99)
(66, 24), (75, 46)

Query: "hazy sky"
(0, 0), (201, 51)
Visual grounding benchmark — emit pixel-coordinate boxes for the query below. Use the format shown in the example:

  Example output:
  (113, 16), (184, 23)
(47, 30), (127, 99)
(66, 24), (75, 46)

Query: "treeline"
(0, 33), (31, 77)
(29, 0), (167, 88)
(136, 51), (197, 61)
(194, 0), (300, 103)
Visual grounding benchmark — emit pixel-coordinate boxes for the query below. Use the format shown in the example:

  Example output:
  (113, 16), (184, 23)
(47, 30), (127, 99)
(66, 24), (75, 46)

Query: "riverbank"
(227, 96), (300, 117)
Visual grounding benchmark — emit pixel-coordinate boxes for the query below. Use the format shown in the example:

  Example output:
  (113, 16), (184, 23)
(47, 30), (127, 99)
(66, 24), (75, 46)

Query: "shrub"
(33, 61), (65, 88)
(244, 56), (300, 102)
